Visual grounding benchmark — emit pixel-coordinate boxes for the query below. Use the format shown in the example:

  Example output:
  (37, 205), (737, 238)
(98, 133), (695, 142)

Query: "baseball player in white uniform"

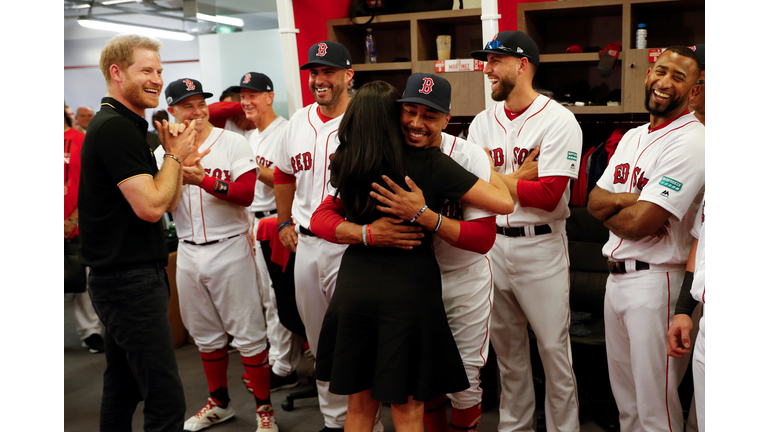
(587, 46), (705, 432)
(311, 73), (538, 432)
(163, 78), (278, 432)
(668, 196), (705, 431)
(274, 41), (381, 432)
(468, 31), (581, 432)
(233, 71), (303, 390)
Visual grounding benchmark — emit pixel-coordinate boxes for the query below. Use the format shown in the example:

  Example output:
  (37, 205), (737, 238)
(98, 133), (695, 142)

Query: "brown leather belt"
(607, 260), (650, 274)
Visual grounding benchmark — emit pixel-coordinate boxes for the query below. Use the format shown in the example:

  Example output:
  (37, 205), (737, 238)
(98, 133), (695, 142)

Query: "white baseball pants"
(442, 256), (494, 409)
(604, 268), (685, 432)
(294, 232), (349, 429)
(176, 235), (268, 357)
(693, 312), (704, 432)
(490, 229), (579, 432)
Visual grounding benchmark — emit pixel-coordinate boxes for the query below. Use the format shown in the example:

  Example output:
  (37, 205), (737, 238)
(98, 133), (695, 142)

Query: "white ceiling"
(64, 0), (279, 40)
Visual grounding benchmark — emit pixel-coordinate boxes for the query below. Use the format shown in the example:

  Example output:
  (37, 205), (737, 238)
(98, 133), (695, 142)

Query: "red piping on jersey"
(632, 121), (700, 182)
(308, 107), (318, 179)
(200, 187), (208, 242)
(517, 98), (550, 138)
(561, 232), (581, 426)
(254, 118), (287, 159)
(476, 255), (494, 390)
(322, 130), (339, 200)
(648, 109), (691, 133)
(665, 272), (673, 432)
(447, 136), (457, 156)
(610, 238), (623, 260)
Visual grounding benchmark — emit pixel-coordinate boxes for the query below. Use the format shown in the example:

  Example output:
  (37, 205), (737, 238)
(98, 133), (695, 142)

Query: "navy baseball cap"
(300, 41), (352, 70)
(233, 72), (274, 93)
(397, 73), (451, 114)
(165, 78), (213, 106)
(471, 31), (540, 67)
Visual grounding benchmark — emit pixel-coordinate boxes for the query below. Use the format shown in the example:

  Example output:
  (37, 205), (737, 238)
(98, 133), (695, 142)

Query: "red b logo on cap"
(183, 79), (195, 91)
(317, 43), (328, 57)
(243, 73), (251, 84)
(419, 78), (434, 95)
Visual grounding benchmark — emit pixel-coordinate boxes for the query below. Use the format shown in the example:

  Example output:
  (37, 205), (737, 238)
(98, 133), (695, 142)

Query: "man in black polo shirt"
(78, 34), (198, 432)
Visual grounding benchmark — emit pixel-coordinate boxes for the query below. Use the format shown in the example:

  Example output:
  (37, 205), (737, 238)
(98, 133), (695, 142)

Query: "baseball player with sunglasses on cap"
(467, 31), (582, 432)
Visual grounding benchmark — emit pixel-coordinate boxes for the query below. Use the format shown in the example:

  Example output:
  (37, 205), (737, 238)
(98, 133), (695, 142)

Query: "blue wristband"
(278, 221), (294, 233)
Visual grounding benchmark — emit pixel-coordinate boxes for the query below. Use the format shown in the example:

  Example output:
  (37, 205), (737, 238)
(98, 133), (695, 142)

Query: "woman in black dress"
(310, 81), (515, 432)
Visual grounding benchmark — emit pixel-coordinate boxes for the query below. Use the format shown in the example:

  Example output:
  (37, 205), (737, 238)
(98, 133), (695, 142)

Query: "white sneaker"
(183, 398), (235, 431)
(256, 404), (278, 432)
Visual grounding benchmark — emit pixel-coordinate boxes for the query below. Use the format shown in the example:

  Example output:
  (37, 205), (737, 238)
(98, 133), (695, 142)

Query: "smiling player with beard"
(588, 45), (704, 432)
(466, 31), (583, 432)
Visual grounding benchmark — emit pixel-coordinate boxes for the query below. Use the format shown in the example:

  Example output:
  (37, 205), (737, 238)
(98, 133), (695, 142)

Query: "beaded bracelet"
(410, 205), (428, 223)
(362, 224), (369, 246)
(278, 221), (294, 233)
(163, 153), (182, 165)
(433, 213), (442, 233)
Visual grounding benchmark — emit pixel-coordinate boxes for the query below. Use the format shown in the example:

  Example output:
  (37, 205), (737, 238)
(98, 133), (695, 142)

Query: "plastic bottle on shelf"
(365, 28), (377, 64)
(636, 23), (647, 49)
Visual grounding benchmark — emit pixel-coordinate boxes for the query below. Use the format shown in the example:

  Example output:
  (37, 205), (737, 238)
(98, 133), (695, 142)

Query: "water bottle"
(365, 28), (376, 64)
(636, 23), (647, 49)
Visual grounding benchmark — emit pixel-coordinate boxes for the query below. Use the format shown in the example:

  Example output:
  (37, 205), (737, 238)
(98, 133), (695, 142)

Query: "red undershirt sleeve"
(207, 101), (245, 129)
(273, 167), (296, 185)
(454, 216), (496, 254)
(309, 195), (346, 243)
(199, 170), (256, 207)
(516, 176), (570, 212)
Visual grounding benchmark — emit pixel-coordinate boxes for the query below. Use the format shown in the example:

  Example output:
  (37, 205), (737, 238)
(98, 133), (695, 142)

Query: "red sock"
(423, 395), (449, 432)
(242, 349), (271, 404)
(200, 347), (229, 405)
(450, 403), (482, 432)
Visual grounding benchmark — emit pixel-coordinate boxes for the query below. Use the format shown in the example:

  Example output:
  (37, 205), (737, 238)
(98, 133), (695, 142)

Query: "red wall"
(291, 0), (554, 107)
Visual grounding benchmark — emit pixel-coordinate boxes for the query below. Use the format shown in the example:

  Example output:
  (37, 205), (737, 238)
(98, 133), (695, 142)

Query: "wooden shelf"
(519, 0), (704, 114)
(352, 62), (412, 72)
(540, 52), (624, 63)
(329, 8), (484, 116)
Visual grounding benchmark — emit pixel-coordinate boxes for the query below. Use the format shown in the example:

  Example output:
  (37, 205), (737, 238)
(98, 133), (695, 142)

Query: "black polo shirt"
(78, 97), (168, 269)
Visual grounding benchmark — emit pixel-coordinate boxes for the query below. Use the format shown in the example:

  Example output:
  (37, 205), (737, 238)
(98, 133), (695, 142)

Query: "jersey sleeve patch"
(659, 176), (683, 192)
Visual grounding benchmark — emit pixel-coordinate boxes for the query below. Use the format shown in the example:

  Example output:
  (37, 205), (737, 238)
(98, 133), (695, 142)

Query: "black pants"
(259, 240), (305, 339)
(88, 265), (186, 432)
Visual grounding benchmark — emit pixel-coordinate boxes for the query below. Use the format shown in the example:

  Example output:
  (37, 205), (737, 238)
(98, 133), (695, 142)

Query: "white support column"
(276, 0), (303, 118)
(480, 0), (500, 110)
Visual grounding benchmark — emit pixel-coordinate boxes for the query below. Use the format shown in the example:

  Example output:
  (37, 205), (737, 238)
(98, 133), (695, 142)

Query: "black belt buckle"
(607, 260), (626, 274)
(182, 234), (240, 246)
(607, 260), (650, 274)
(253, 209), (277, 218)
(497, 224), (552, 238)
(299, 226), (316, 237)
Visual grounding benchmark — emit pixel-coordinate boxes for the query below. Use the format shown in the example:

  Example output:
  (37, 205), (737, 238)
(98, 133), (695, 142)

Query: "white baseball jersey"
(173, 128), (259, 243)
(249, 116), (289, 213)
(274, 103), (342, 229)
(467, 95), (582, 227)
(597, 112), (705, 264)
(434, 133), (495, 272)
(690, 197), (705, 303)
(225, 118), (257, 141)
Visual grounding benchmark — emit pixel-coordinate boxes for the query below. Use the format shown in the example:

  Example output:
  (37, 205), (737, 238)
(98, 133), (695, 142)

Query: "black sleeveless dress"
(315, 146), (478, 404)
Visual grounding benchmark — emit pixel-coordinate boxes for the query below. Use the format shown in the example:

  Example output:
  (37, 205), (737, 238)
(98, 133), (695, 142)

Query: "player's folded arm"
(604, 200), (673, 240)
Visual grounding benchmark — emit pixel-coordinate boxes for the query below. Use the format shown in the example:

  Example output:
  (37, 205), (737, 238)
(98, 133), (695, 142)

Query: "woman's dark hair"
(65, 106), (72, 128)
(330, 81), (408, 222)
